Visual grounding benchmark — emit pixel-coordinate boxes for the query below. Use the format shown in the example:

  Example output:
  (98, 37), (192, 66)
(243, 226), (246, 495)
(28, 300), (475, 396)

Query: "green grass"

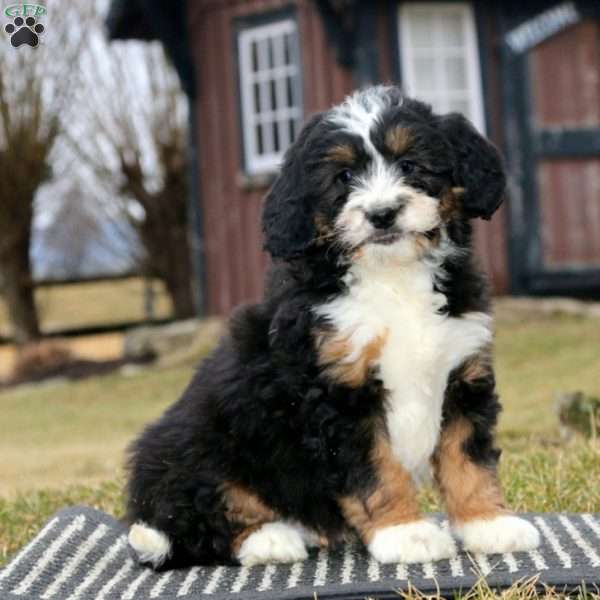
(495, 314), (600, 436)
(0, 364), (192, 495)
(1, 311), (600, 596)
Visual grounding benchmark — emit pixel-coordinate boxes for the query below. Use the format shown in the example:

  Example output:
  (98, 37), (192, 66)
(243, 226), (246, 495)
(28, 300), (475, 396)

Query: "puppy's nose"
(367, 207), (399, 230)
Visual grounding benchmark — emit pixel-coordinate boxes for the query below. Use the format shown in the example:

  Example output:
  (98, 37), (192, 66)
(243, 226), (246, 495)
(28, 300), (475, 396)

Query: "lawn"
(1, 309), (599, 597)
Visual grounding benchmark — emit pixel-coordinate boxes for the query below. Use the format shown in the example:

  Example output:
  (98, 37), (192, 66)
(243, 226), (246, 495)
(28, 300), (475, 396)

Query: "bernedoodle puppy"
(126, 86), (540, 570)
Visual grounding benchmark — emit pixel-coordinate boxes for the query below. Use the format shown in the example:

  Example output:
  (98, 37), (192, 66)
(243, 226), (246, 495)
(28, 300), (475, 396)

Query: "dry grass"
(0, 332), (124, 379)
(1, 309), (599, 598)
(0, 277), (172, 338)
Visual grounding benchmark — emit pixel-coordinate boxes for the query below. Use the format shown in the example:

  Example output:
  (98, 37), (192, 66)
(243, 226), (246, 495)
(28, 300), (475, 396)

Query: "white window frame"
(238, 18), (302, 175)
(398, 2), (486, 132)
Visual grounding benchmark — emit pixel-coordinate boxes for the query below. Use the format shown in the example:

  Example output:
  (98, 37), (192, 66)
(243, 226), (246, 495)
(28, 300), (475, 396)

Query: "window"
(399, 3), (485, 132)
(238, 18), (302, 175)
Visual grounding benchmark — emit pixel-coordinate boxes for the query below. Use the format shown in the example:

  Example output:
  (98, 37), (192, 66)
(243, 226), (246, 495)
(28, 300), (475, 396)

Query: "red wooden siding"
(530, 21), (600, 128)
(529, 20), (600, 269)
(188, 0), (354, 315)
(188, 1), (510, 315)
(538, 159), (600, 268)
(470, 7), (509, 294)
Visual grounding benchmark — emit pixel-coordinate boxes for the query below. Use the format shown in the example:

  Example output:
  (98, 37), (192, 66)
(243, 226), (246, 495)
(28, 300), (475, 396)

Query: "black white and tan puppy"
(126, 86), (540, 569)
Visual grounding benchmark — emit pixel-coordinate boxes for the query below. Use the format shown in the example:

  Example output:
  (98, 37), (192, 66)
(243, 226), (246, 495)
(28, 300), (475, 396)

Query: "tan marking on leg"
(340, 436), (421, 544)
(231, 524), (262, 555)
(316, 329), (388, 387)
(384, 126), (412, 155)
(433, 418), (506, 525)
(222, 483), (277, 527)
(460, 348), (493, 384)
(326, 143), (356, 164)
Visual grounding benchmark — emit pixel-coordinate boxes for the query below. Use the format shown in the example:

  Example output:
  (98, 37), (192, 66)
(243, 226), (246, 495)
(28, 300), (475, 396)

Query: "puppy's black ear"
(262, 114), (324, 259)
(439, 113), (506, 220)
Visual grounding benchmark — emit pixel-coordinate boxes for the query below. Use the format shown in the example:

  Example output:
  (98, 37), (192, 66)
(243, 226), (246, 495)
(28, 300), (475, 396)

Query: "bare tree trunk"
(0, 230), (40, 345)
(162, 229), (195, 319)
(143, 215), (195, 320)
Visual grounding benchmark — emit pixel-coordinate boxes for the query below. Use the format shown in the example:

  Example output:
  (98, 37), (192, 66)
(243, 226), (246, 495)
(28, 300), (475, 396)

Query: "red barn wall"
(188, 1), (509, 316)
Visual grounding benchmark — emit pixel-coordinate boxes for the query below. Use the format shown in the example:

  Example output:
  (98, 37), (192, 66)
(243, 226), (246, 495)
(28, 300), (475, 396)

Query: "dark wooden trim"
(527, 268), (600, 297)
(500, 40), (535, 295)
(187, 106), (207, 316)
(353, 2), (380, 86)
(473, 0), (493, 135)
(386, 0), (402, 84)
(534, 129), (600, 158)
(232, 4), (297, 30)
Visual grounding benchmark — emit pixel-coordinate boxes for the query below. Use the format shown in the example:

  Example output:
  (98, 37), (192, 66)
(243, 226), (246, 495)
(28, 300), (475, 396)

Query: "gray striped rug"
(1, 507), (599, 599)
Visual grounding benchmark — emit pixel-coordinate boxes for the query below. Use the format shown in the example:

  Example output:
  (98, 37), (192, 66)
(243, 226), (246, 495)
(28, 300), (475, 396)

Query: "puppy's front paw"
(455, 514), (540, 554)
(237, 522), (308, 566)
(368, 520), (457, 564)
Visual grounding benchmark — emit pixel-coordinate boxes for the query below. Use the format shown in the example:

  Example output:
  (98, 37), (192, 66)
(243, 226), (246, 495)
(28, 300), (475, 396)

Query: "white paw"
(237, 522), (309, 566)
(129, 522), (172, 567)
(455, 515), (540, 554)
(368, 520), (457, 564)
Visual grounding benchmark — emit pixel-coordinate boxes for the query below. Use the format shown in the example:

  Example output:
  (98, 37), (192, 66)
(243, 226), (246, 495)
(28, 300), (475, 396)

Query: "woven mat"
(1, 507), (599, 599)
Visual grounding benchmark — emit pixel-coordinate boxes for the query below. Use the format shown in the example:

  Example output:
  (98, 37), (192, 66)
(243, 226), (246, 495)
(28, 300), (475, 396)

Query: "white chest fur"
(315, 262), (492, 482)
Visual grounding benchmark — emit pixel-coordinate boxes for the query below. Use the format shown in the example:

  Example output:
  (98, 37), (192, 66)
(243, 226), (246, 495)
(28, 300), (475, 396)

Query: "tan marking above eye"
(385, 126), (413, 155)
(326, 144), (356, 164)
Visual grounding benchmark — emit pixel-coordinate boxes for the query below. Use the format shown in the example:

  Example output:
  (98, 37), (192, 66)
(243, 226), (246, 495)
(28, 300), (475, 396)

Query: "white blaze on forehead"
(347, 159), (403, 213)
(329, 86), (402, 151)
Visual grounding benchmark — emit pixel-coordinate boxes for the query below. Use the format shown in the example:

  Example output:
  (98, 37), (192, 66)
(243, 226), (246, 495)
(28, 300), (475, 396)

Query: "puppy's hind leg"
(128, 522), (172, 568)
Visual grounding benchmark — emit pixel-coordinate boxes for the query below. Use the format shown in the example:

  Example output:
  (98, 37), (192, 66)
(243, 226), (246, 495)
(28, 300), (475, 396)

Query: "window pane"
(413, 56), (436, 91)
(268, 37), (275, 69)
(253, 82), (261, 113)
(284, 33), (293, 65)
(441, 13), (464, 47)
(256, 124), (264, 155)
(273, 120), (280, 152)
(257, 38), (269, 71)
(286, 75), (294, 107)
(445, 56), (467, 90)
(448, 98), (470, 116)
(251, 41), (259, 72)
(270, 79), (277, 110)
(408, 10), (434, 47)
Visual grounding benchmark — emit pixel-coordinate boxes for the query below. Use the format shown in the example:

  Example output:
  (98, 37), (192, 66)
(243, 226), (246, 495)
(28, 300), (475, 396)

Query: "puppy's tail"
(128, 522), (172, 568)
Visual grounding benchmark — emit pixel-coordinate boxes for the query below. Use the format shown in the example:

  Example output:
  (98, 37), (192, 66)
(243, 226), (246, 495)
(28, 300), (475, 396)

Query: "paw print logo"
(4, 16), (45, 48)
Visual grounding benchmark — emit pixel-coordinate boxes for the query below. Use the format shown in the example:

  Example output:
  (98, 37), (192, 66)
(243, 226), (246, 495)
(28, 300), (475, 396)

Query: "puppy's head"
(262, 86), (505, 265)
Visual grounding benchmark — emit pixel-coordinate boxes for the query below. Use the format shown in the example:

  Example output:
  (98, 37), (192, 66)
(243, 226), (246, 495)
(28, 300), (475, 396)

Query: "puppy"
(126, 86), (540, 570)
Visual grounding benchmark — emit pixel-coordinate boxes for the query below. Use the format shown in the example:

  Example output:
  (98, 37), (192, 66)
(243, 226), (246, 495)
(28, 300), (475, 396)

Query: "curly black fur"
(126, 87), (506, 569)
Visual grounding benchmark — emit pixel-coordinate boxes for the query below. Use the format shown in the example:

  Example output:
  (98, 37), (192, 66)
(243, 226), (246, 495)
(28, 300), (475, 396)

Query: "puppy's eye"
(399, 160), (416, 176)
(336, 168), (353, 184)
